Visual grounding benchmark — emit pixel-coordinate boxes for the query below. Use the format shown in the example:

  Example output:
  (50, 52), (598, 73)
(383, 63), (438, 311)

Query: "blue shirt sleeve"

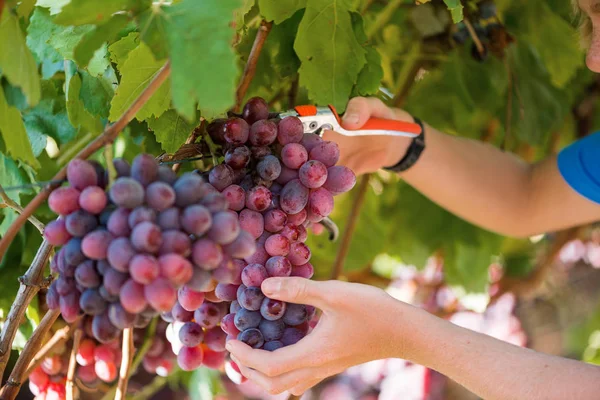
(557, 131), (600, 204)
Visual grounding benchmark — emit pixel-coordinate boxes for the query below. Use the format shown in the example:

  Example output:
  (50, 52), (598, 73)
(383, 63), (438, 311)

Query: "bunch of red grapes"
(42, 95), (355, 376)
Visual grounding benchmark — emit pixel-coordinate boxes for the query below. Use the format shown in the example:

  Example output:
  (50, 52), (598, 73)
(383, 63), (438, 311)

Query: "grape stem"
(171, 120), (206, 173)
(233, 20), (273, 112)
(66, 328), (82, 400)
(104, 143), (118, 187)
(115, 328), (134, 400)
(331, 174), (370, 280)
(0, 184), (44, 234)
(0, 61), (172, 264)
(463, 17), (485, 56)
(25, 320), (77, 376)
(0, 240), (53, 381)
(0, 309), (61, 400)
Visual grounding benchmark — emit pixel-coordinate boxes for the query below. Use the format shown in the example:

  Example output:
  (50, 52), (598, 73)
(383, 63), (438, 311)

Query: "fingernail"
(226, 341), (236, 352)
(342, 112), (359, 125)
(262, 278), (281, 296)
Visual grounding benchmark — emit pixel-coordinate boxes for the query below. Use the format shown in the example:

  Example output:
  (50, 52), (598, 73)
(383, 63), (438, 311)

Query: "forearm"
(397, 305), (600, 400)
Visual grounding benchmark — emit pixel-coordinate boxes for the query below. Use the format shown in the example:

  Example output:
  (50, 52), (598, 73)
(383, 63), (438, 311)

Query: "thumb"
(261, 277), (329, 309)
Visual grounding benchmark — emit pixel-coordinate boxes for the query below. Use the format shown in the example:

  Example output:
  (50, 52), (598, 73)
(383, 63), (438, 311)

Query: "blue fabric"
(557, 131), (600, 204)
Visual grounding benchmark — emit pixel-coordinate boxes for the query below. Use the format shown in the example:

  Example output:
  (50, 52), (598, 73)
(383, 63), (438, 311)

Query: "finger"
(261, 277), (331, 309)
(226, 336), (322, 376)
(341, 97), (396, 129)
(289, 377), (324, 396)
(233, 359), (318, 396)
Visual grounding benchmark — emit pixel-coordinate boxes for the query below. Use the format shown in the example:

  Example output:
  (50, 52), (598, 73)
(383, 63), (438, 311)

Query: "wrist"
(382, 136), (412, 170)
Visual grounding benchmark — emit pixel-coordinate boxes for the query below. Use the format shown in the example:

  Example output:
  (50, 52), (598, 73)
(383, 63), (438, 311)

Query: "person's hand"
(322, 97), (415, 175)
(225, 277), (416, 396)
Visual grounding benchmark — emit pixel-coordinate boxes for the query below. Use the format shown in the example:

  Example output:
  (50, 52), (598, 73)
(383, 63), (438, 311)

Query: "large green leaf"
(26, 7), (65, 79)
(258, 0), (306, 24)
(53, 0), (146, 26)
(0, 88), (40, 169)
(73, 14), (130, 68)
(294, 0), (366, 111)
(147, 109), (196, 154)
(109, 41), (170, 122)
(0, 9), (41, 106)
(136, 7), (169, 61)
(108, 31), (140, 69)
(165, 0), (242, 120)
(65, 65), (104, 134)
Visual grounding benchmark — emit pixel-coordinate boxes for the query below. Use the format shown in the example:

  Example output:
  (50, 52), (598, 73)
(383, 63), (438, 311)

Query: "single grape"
(257, 155), (282, 181)
(222, 230), (256, 259)
(171, 302), (194, 322)
(287, 242), (311, 265)
(159, 230), (192, 257)
(308, 187), (334, 218)
(179, 322), (204, 347)
(48, 187), (81, 215)
(207, 118), (227, 144)
(131, 154), (159, 187)
(92, 312), (119, 343)
(185, 268), (216, 292)
(113, 158), (131, 177)
(131, 221), (162, 253)
(157, 207), (181, 230)
(207, 211), (240, 244)
(251, 145), (272, 159)
(75, 260), (100, 288)
(194, 302), (222, 329)
(207, 165), (233, 192)
(106, 237), (135, 272)
(249, 119), (278, 146)
(67, 159), (98, 190)
(107, 207), (131, 237)
(287, 209), (307, 226)
(238, 328), (264, 349)
(158, 253), (193, 287)
(264, 234), (290, 257)
(120, 279), (148, 313)
(205, 327), (227, 352)
(177, 345), (204, 371)
(263, 341), (284, 351)
(234, 308), (262, 331)
(178, 286), (205, 311)
(65, 209), (99, 237)
(323, 165), (357, 194)
(238, 209), (264, 239)
(128, 206), (157, 228)
(297, 224), (307, 242)
(259, 319), (285, 341)
(265, 256), (292, 277)
(260, 298), (287, 321)
(41, 354), (62, 375)
(221, 313), (240, 336)
(63, 238), (86, 266)
(230, 301), (242, 314)
(238, 286), (265, 311)
(108, 302), (136, 329)
(264, 209), (287, 233)
(95, 359), (118, 382)
(280, 179), (309, 214)
(213, 258), (245, 285)
(192, 238), (223, 270)
(157, 165), (178, 184)
(281, 327), (304, 345)
(245, 185), (272, 212)
(79, 186), (107, 214)
(301, 133), (323, 152)
(244, 244), (269, 265)
(46, 283), (60, 309)
(277, 116), (304, 145)
(76, 339), (96, 366)
(281, 143), (308, 169)
(291, 262), (314, 279)
(173, 173), (206, 207)
(129, 254), (160, 284)
(103, 267), (128, 296)
(224, 117), (250, 144)
(309, 141), (340, 167)
(60, 291), (81, 322)
(202, 348), (227, 369)
(78, 288), (106, 315)
(283, 303), (308, 326)
(144, 278), (177, 312)
(241, 263), (268, 287)
(299, 160), (328, 189)
(145, 181), (176, 211)
(44, 219), (72, 246)
(81, 229), (113, 260)
(225, 145), (251, 169)
(242, 97), (269, 124)
(109, 177), (145, 208)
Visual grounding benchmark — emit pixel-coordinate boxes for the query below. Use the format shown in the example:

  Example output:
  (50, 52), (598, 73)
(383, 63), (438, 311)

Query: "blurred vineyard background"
(3, 0), (600, 399)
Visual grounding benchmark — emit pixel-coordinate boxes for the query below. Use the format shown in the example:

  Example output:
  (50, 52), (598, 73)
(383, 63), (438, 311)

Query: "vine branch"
(26, 321), (75, 376)
(66, 329), (82, 400)
(331, 175), (370, 280)
(463, 18), (485, 56)
(0, 240), (53, 380)
(234, 20), (273, 112)
(0, 61), (172, 263)
(0, 184), (44, 234)
(0, 309), (61, 400)
(115, 328), (134, 400)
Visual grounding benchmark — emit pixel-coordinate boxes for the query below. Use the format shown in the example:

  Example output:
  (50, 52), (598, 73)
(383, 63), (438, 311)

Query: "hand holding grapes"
(226, 277), (414, 396)
(322, 97), (416, 175)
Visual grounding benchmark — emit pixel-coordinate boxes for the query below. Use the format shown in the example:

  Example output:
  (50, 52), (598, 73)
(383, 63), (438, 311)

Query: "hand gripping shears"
(278, 104), (422, 138)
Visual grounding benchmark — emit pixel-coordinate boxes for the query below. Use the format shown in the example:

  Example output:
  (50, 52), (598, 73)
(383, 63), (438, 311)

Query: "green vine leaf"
(443, 0), (463, 23)
(53, 0), (147, 26)
(258, 0), (306, 24)
(0, 88), (40, 169)
(147, 109), (196, 154)
(73, 14), (130, 69)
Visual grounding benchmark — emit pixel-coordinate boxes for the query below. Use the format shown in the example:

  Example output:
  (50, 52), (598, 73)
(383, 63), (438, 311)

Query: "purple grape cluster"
(43, 154), (254, 347)
(202, 96), (356, 351)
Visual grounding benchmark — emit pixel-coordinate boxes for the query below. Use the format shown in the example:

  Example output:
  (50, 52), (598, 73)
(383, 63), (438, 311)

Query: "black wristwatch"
(383, 117), (425, 173)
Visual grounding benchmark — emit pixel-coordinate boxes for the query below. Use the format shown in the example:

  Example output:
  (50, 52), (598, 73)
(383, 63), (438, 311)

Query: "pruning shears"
(278, 104), (422, 138)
